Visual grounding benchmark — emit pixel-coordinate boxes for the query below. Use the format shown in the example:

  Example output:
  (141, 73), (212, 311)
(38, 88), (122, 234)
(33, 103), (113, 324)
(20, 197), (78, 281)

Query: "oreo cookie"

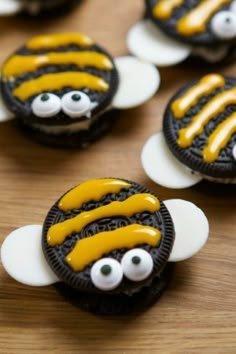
(127, 0), (236, 65)
(146, 0), (236, 46)
(1, 33), (118, 146)
(0, 0), (80, 16)
(0, 33), (160, 147)
(1, 179), (209, 315)
(55, 264), (174, 315)
(142, 73), (236, 188)
(42, 178), (175, 296)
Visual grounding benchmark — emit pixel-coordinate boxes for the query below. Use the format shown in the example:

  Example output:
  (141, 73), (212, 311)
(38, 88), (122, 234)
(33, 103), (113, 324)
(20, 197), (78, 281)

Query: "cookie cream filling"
(190, 169), (236, 184)
(24, 0), (66, 14)
(30, 119), (92, 134)
(191, 45), (229, 63)
(201, 175), (236, 184)
(27, 106), (112, 135)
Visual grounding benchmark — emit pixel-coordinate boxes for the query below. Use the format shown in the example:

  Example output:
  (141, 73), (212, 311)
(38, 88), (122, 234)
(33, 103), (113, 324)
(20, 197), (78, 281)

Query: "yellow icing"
(65, 224), (161, 272)
(47, 193), (160, 246)
(177, 88), (236, 148)
(3, 52), (113, 78)
(13, 72), (109, 101)
(153, 0), (184, 20)
(177, 0), (231, 36)
(172, 74), (225, 119)
(59, 179), (131, 211)
(203, 113), (236, 163)
(27, 33), (93, 50)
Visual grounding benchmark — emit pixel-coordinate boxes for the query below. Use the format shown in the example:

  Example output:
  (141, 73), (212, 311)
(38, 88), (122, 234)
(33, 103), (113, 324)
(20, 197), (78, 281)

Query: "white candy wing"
(1, 225), (59, 286)
(0, 0), (23, 15)
(0, 74), (15, 122)
(165, 199), (209, 262)
(141, 132), (203, 189)
(112, 56), (160, 109)
(127, 20), (192, 66)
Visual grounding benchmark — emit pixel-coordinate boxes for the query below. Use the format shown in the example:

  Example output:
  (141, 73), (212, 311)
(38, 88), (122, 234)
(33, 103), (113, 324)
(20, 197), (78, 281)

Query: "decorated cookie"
(127, 0), (236, 65)
(0, 33), (160, 147)
(142, 73), (236, 188)
(0, 0), (80, 16)
(1, 178), (209, 314)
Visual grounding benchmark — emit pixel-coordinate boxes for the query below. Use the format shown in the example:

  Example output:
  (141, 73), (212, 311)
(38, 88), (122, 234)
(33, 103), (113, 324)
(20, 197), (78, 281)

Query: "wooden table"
(0, 1), (235, 353)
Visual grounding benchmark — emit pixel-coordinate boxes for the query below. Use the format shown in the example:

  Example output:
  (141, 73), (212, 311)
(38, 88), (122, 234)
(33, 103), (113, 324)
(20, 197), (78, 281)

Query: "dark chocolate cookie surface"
(163, 74), (236, 178)
(1, 33), (119, 126)
(8, 0), (81, 16)
(42, 178), (175, 294)
(146, 0), (236, 46)
(54, 263), (174, 315)
(15, 109), (119, 148)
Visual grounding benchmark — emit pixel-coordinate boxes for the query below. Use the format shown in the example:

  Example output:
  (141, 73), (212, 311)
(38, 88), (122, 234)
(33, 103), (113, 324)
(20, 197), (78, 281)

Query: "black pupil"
(41, 94), (50, 102)
(101, 264), (112, 276)
(225, 17), (231, 24)
(132, 256), (141, 265)
(72, 94), (81, 101)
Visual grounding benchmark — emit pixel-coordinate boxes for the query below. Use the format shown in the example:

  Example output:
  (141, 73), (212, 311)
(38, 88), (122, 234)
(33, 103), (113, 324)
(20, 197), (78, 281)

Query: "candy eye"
(91, 258), (123, 291)
(211, 11), (236, 39)
(121, 249), (154, 282)
(61, 91), (94, 118)
(32, 93), (61, 118)
(230, 1), (236, 14)
(233, 145), (236, 160)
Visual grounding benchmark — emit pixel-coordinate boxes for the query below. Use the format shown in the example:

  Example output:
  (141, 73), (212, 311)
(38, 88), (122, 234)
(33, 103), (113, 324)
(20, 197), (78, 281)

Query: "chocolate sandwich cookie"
(146, 0), (236, 46)
(127, 0), (236, 65)
(142, 73), (236, 188)
(1, 33), (118, 147)
(0, 0), (80, 16)
(1, 178), (209, 315)
(0, 33), (160, 147)
(54, 263), (174, 315)
(42, 179), (174, 299)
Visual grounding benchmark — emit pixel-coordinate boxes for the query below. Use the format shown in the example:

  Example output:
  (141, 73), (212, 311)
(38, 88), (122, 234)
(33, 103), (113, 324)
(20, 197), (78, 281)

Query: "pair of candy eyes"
(32, 91), (94, 118)
(211, 5), (236, 39)
(91, 248), (154, 291)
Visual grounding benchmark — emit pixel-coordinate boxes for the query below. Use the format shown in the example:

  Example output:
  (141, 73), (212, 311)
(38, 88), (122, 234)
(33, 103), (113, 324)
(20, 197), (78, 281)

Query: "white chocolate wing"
(0, 0), (23, 15)
(141, 132), (203, 189)
(165, 199), (209, 262)
(127, 20), (192, 66)
(1, 225), (59, 286)
(112, 56), (160, 109)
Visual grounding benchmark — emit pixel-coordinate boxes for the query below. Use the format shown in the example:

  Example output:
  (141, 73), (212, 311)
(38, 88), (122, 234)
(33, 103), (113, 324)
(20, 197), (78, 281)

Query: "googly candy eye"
(91, 258), (123, 291)
(121, 249), (154, 282)
(232, 145), (236, 161)
(230, 0), (236, 14)
(32, 93), (61, 118)
(211, 11), (236, 39)
(61, 91), (95, 118)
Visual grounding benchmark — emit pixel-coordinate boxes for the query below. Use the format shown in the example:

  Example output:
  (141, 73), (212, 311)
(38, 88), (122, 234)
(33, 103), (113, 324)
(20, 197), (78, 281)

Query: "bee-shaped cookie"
(1, 178), (209, 314)
(0, 32), (160, 147)
(127, 0), (236, 66)
(142, 73), (236, 188)
(0, 0), (80, 16)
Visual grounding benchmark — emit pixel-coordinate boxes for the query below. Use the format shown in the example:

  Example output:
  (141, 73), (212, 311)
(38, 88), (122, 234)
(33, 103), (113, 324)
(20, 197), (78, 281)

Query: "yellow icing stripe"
(172, 74), (225, 119)
(177, 0), (231, 36)
(203, 113), (236, 163)
(177, 88), (236, 148)
(65, 224), (161, 272)
(3, 52), (113, 78)
(59, 179), (131, 211)
(47, 193), (160, 246)
(13, 72), (109, 101)
(27, 33), (93, 50)
(153, 0), (184, 20)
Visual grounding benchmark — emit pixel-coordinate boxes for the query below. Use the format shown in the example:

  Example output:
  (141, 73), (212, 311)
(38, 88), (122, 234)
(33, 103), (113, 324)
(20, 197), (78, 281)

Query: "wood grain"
(0, 1), (235, 353)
